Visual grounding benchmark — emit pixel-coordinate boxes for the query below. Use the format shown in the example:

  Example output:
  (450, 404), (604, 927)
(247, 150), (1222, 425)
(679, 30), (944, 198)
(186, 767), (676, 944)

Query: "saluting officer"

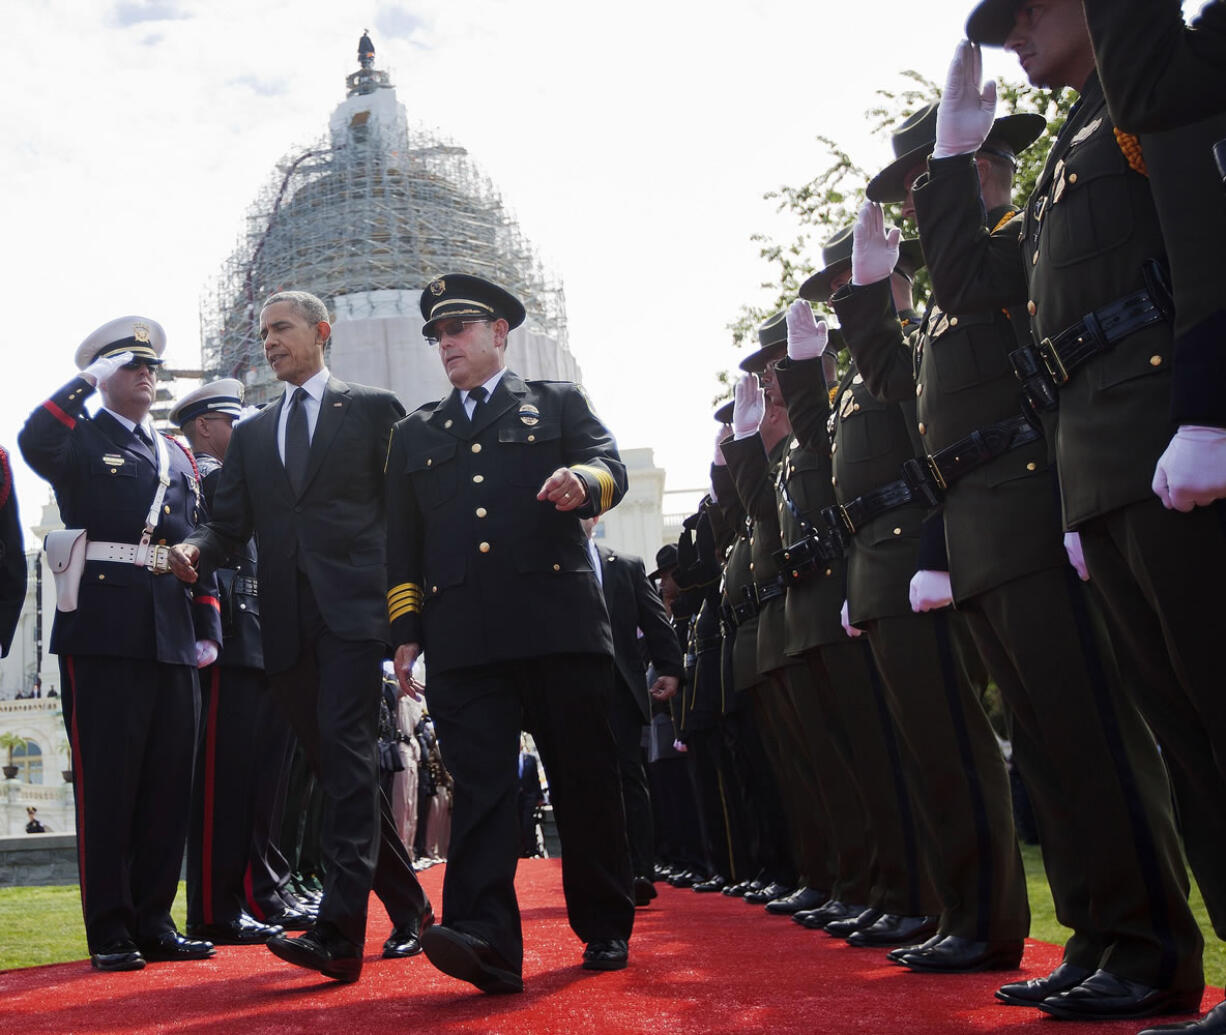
(914, 4), (1224, 1020)
(386, 273), (634, 993)
(0, 444), (25, 659)
(836, 95), (1203, 1016)
(19, 318), (222, 972)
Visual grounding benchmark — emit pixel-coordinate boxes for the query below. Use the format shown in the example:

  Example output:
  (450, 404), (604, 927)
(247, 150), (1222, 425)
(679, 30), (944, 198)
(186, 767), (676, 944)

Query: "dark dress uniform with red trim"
(385, 368), (634, 977)
(0, 445), (26, 658)
(19, 367), (222, 959)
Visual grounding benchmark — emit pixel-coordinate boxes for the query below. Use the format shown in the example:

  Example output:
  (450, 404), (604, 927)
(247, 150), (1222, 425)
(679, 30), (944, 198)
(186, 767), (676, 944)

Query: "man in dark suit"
(386, 273), (634, 993)
(20, 317), (222, 972)
(582, 519), (683, 906)
(169, 291), (431, 983)
(0, 444), (25, 659)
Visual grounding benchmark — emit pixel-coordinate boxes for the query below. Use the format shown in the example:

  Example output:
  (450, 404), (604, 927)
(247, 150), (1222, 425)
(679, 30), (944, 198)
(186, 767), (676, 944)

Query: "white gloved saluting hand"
(1152, 425), (1226, 511)
(933, 40), (997, 159)
(82, 350), (135, 388)
(852, 201), (902, 287)
(732, 373), (765, 440)
(786, 299), (829, 361)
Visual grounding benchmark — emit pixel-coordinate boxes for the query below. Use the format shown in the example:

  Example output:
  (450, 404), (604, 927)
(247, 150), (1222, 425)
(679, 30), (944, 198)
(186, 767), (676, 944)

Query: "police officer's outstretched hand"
(732, 374), (764, 440)
(785, 300), (828, 361)
(933, 40), (996, 159)
(81, 350), (135, 387)
(852, 201), (902, 287)
(537, 468), (589, 511)
(1152, 425), (1226, 511)
(168, 543), (200, 584)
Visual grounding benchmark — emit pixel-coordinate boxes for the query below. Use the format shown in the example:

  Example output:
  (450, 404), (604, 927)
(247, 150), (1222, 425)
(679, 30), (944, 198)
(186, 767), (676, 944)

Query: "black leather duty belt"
(773, 528), (843, 584)
(751, 576), (786, 608)
(1011, 264), (1172, 412)
(720, 598), (758, 630)
(693, 634), (723, 653)
(233, 575), (259, 596)
(923, 414), (1042, 490)
(835, 461), (939, 536)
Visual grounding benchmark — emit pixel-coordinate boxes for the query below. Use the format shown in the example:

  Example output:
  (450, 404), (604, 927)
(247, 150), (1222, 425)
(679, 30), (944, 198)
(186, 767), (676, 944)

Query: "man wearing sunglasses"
(386, 273), (633, 993)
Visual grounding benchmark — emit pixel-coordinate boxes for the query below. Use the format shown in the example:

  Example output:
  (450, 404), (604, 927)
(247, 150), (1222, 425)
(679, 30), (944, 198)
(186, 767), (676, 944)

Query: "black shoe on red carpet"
(692, 874), (728, 893)
(582, 939), (629, 971)
(188, 913), (283, 945)
(887, 933), (942, 963)
(721, 879), (757, 898)
(847, 914), (939, 948)
(994, 962), (1092, 1006)
(633, 877), (658, 906)
(824, 907), (878, 939)
(1138, 999), (1226, 1034)
(90, 940), (146, 972)
(138, 931), (216, 962)
(264, 905), (315, 931)
(1037, 969), (1203, 1021)
(765, 886), (827, 915)
(744, 882), (791, 905)
(421, 926), (523, 994)
(267, 925), (362, 983)
(382, 906), (435, 959)
(896, 935), (1023, 973)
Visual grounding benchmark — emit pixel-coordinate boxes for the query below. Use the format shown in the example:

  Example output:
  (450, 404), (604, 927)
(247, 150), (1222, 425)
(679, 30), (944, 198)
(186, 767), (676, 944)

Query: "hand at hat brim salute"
(851, 201), (902, 287)
(933, 39), (998, 159)
(731, 374), (765, 440)
(81, 350), (135, 388)
(785, 300), (829, 362)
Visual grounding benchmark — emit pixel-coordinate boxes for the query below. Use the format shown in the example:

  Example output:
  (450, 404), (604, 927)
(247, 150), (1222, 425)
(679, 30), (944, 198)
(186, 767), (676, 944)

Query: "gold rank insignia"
(1069, 118), (1102, 147)
(132, 322), (151, 343)
(429, 278), (446, 296)
(518, 404), (540, 426)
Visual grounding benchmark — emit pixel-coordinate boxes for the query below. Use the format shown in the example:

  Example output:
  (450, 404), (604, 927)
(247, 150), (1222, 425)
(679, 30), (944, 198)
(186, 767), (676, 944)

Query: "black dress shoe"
(1039, 969), (1203, 1021)
(138, 930), (216, 962)
(793, 899), (861, 930)
(898, 934), (1023, 973)
(633, 877), (658, 906)
(744, 881), (792, 905)
(995, 962), (1093, 1006)
(264, 905), (315, 931)
(848, 914), (939, 948)
(824, 906), (878, 938)
(765, 886), (828, 915)
(692, 874), (728, 893)
(91, 940), (146, 972)
(667, 869), (699, 889)
(721, 879), (757, 898)
(887, 933), (942, 963)
(188, 913), (283, 945)
(421, 926), (523, 993)
(1138, 1000), (1226, 1034)
(583, 938), (629, 971)
(267, 926), (362, 983)
(382, 907), (435, 959)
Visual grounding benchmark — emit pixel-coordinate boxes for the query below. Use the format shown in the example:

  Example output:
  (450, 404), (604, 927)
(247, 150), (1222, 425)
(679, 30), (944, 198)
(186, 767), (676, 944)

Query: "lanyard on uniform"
(135, 420), (171, 567)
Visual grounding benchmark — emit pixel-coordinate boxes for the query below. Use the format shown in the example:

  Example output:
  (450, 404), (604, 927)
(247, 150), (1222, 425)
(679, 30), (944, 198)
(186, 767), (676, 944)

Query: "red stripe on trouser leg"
(202, 665), (221, 924)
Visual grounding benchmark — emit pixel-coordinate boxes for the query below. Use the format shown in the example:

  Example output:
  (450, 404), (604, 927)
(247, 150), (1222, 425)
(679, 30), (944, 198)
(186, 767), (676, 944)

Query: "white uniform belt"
(85, 540), (173, 574)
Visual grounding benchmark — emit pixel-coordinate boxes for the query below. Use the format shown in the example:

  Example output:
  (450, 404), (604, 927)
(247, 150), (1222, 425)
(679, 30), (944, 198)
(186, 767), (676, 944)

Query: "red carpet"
(1, 860), (1218, 1033)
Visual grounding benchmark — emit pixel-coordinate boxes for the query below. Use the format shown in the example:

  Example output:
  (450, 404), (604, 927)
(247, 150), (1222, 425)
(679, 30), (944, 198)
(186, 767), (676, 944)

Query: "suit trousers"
(268, 572), (427, 947)
(866, 610), (1028, 942)
(961, 562), (1202, 991)
(244, 703), (297, 919)
(1080, 495), (1226, 939)
(426, 653), (634, 971)
(61, 654), (198, 952)
(606, 677), (655, 879)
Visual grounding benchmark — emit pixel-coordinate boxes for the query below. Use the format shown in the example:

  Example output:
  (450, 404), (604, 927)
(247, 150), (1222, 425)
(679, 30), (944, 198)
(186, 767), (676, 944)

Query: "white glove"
(672, 739), (688, 754)
(1152, 425), (1226, 511)
(732, 374), (764, 440)
(840, 599), (863, 639)
(909, 570), (953, 612)
(1063, 531), (1090, 582)
(786, 300), (829, 361)
(933, 40), (997, 159)
(82, 350), (135, 388)
(852, 201), (902, 287)
(195, 639), (220, 668)
(235, 405), (261, 424)
(713, 424), (729, 467)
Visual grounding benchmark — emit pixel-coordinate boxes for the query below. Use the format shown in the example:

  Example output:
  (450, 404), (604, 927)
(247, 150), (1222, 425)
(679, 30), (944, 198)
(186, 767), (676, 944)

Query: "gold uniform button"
(471, 443), (482, 454)
(553, 563), (561, 572)
(473, 474), (484, 483)
(825, 568), (833, 577)
(1027, 300), (1037, 316)
(476, 507), (487, 518)
(831, 476), (838, 486)
(426, 458), (432, 467)
(748, 562), (755, 571)
(1026, 461), (1037, 471)
(164, 505), (171, 514)
(239, 603), (247, 610)
(1149, 355), (1163, 367)
(527, 434), (536, 442)
(852, 402), (861, 412)
(98, 574), (106, 581)
(479, 541), (491, 553)
(918, 422), (927, 435)
(949, 316), (958, 327)
(444, 419), (453, 429)
(432, 585), (438, 594)
(893, 527), (902, 536)
(1068, 172), (1078, 184)
(110, 469), (118, 475)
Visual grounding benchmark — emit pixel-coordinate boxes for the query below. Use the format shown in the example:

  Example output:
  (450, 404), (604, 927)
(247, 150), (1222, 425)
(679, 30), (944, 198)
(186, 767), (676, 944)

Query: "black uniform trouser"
(1080, 495), (1226, 939)
(61, 654), (198, 952)
(427, 653), (634, 972)
(961, 562), (1202, 991)
(647, 751), (706, 873)
(268, 573), (428, 947)
(866, 610), (1028, 942)
(187, 664), (267, 927)
(685, 711), (753, 883)
(606, 680), (654, 880)
(245, 703), (297, 918)
(818, 637), (938, 917)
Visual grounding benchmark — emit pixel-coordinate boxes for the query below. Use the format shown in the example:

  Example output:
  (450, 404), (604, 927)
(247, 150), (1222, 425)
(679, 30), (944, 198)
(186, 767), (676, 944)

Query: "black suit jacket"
(385, 370), (625, 675)
(186, 376), (405, 674)
(0, 446), (27, 658)
(597, 546), (684, 723)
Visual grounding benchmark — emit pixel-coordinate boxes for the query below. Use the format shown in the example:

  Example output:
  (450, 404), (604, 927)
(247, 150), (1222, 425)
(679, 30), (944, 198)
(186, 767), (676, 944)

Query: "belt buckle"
(838, 505), (857, 537)
(1037, 336), (1070, 385)
(147, 544), (172, 575)
(924, 454), (948, 492)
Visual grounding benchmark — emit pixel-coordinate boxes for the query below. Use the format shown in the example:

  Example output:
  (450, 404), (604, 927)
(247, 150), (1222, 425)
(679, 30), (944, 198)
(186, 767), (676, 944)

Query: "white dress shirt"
(461, 369), (506, 420)
(277, 367), (330, 463)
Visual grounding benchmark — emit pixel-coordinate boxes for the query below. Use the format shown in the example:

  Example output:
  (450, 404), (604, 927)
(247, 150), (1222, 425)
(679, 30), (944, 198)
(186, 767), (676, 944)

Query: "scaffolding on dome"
(200, 115), (568, 406)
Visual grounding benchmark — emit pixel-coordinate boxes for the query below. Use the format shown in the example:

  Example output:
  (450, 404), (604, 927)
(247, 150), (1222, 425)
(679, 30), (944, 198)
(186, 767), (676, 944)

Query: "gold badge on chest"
(518, 404), (540, 427)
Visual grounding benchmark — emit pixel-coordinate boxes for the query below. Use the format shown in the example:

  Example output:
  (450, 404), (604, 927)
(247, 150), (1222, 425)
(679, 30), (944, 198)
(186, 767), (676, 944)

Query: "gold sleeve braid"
(387, 582), (422, 622)
(1114, 129), (1148, 177)
(571, 464), (616, 513)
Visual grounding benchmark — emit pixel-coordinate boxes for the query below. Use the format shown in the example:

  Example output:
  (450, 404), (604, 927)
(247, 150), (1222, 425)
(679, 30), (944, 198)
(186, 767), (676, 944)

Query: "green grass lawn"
(2, 850), (1223, 983)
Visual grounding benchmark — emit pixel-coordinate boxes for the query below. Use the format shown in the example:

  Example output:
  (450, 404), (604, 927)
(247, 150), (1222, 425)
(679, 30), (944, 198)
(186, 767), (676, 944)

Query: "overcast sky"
(0, 0), (1206, 529)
